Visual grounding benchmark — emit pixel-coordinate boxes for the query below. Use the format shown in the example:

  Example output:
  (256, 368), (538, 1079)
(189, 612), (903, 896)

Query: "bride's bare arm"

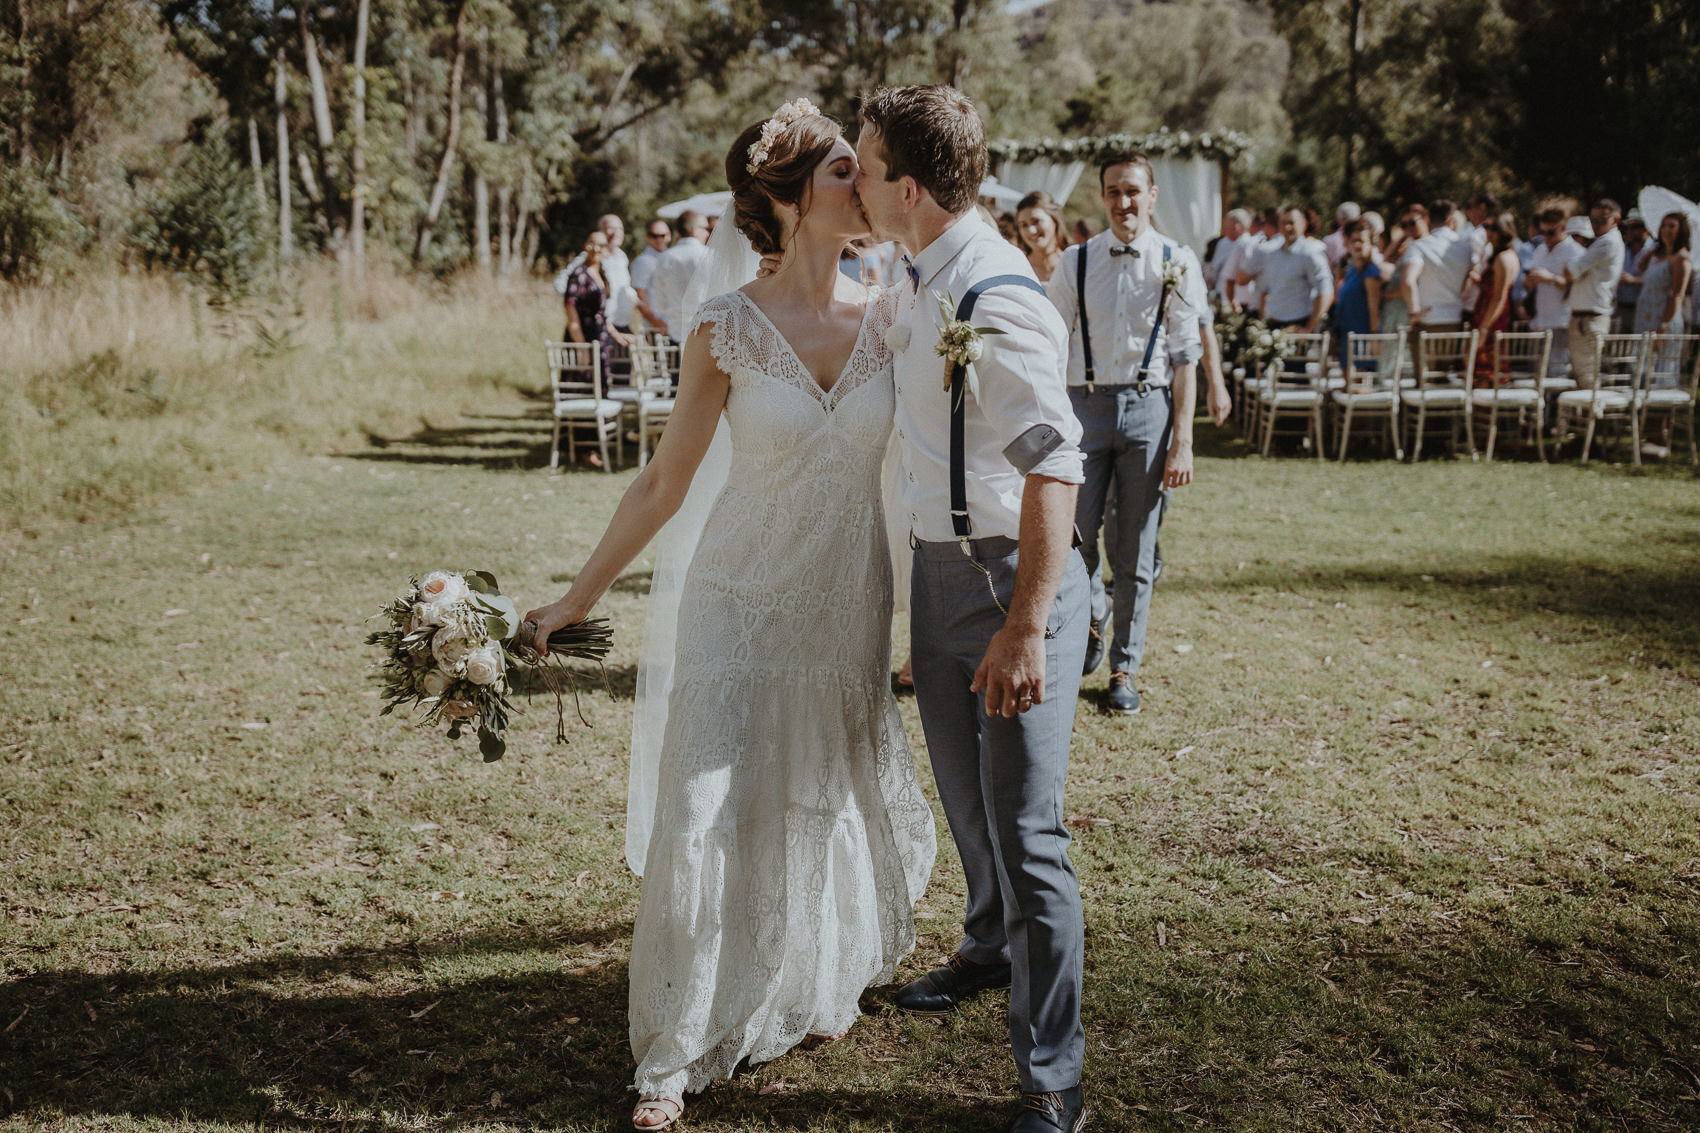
(523, 326), (730, 652)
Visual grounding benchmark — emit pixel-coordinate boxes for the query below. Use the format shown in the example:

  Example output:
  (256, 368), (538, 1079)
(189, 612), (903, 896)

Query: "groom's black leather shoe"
(1010, 1086), (1087, 1132)
(892, 953), (1011, 1015)
(1081, 618), (1105, 676)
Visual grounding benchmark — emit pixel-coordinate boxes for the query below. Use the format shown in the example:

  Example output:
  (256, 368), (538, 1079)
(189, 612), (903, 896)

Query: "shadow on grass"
(341, 410), (643, 475)
(1197, 551), (1700, 663)
(5, 901), (1695, 1130)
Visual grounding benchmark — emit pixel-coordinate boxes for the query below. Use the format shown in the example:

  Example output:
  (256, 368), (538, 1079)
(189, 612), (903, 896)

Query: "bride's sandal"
(632, 1095), (684, 1130)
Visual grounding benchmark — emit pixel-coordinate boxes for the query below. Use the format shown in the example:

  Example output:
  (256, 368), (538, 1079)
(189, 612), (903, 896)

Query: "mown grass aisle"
(2, 400), (1697, 1131)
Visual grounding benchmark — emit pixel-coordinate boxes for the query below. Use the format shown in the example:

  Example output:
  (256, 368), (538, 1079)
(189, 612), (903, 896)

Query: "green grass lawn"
(2, 403), (1697, 1132)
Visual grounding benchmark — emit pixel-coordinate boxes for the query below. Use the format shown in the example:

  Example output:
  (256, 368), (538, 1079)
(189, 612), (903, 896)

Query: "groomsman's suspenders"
(1074, 240), (1172, 394)
(947, 275), (1048, 547)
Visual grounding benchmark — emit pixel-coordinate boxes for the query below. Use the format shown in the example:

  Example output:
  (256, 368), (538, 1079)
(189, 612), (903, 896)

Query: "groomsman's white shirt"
(1529, 237), (1582, 330)
(892, 210), (1084, 544)
(1567, 225), (1625, 315)
(1045, 227), (1203, 388)
(648, 236), (709, 338)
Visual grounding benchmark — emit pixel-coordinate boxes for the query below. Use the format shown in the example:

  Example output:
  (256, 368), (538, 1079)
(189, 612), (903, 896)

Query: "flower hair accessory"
(745, 98), (821, 174)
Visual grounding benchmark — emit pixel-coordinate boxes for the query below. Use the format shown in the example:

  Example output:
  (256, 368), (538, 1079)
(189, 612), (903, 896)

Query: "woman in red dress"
(1472, 213), (1522, 385)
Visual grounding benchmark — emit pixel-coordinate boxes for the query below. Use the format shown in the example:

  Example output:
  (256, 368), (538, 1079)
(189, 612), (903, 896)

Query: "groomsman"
(1045, 152), (1201, 714)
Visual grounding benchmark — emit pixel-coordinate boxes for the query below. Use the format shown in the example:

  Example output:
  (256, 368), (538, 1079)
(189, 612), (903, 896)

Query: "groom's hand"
(972, 625), (1046, 718)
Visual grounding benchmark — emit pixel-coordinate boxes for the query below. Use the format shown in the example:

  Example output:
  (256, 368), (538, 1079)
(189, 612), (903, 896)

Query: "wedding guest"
(1014, 190), (1069, 282)
(1524, 208), (1581, 376)
(1207, 208), (1250, 296)
(1400, 200), (1475, 376)
(646, 209), (711, 345)
(1633, 211), (1692, 336)
(1323, 200), (1360, 279)
(1563, 198), (1625, 388)
(1617, 210), (1651, 330)
(1333, 218), (1382, 369)
(1461, 190), (1498, 310)
(562, 229), (633, 467)
(1471, 212), (1522, 384)
(1239, 205), (1331, 330)
(630, 218), (671, 333)
(1072, 217), (1100, 246)
(996, 210), (1021, 246)
(1233, 207), (1280, 315)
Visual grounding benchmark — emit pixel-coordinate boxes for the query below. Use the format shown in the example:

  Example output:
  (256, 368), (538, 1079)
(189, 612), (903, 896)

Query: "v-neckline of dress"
(735, 290), (875, 403)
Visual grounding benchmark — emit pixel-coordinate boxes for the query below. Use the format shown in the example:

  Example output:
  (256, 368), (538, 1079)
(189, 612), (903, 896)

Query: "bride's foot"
(632, 1095), (683, 1130)
(805, 1027), (850, 1045)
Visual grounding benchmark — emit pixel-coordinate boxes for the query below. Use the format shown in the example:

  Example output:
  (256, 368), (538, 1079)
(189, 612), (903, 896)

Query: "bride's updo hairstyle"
(725, 108), (844, 257)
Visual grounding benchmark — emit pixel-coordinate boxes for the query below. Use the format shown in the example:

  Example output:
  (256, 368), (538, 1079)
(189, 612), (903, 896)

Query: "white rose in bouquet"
(463, 644), (503, 686)
(410, 601), (448, 630)
(432, 626), (475, 671)
(420, 669), (453, 698)
(418, 571), (469, 607)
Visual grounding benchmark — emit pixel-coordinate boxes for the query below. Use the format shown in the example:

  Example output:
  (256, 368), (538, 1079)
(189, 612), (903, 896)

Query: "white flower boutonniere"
(883, 324), (911, 353)
(932, 289), (1007, 401)
(1161, 257), (1189, 305)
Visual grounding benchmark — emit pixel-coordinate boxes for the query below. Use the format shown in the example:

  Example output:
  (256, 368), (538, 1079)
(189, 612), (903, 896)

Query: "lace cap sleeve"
(686, 291), (742, 375)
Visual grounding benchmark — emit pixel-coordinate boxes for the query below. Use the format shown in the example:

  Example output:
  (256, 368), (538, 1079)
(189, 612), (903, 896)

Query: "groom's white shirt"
(892, 210), (1084, 543)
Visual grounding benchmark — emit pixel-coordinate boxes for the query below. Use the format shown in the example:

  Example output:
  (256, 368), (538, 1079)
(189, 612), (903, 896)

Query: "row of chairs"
(1236, 328), (1700, 464)
(544, 338), (680, 472)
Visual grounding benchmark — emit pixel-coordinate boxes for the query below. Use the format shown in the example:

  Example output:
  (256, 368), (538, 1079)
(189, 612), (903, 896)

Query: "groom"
(855, 85), (1092, 1133)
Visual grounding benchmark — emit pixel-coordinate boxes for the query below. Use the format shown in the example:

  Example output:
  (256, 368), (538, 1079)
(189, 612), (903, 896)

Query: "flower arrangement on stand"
(368, 570), (611, 761)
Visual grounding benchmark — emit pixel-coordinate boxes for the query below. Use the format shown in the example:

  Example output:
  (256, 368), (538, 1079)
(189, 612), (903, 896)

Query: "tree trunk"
(350, 0), (370, 275)
(248, 116), (267, 211)
(1342, 0), (1363, 200)
(275, 46), (293, 259)
(472, 27), (491, 274)
(16, 0), (34, 163)
(494, 65), (512, 275)
(414, 0), (470, 264)
(297, 148), (323, 207)
(298, 5), (341, 243)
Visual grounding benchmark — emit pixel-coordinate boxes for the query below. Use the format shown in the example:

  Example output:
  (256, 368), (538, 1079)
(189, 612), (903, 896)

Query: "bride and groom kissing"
(524, 84), (1091, 1133)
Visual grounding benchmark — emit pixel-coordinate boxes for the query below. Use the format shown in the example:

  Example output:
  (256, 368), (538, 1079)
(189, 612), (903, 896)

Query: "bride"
(523, 101), (936, 1131)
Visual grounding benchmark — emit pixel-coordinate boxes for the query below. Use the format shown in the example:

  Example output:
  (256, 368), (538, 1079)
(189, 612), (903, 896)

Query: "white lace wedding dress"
(628, 286), (937, 1099)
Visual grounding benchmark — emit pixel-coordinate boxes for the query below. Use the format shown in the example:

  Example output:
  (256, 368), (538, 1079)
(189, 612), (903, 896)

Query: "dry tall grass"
(0, 264), (557, 534)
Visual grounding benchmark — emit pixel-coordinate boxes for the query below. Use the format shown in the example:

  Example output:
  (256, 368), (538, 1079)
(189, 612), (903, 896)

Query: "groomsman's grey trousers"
(1071, 385), (1174, 678)
(910, 535), (1091, 1093)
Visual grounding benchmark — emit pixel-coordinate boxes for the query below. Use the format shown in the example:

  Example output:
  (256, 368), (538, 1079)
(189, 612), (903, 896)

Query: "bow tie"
(902, 255), (921, 292)
(1109, 244), (1139, 258)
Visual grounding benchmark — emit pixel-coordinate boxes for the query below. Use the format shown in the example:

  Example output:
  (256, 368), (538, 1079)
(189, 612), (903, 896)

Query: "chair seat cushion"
(1471, 387), (1541, 407)
(1513, 376), (1576, 392)
(1399, 389), (1467, 407)
(1331, 389), (1395, 408)
(1259, 389), (1323, 407)
(1639, 389), (1694, 408)
(554, 398), (623, 417)
(1556, 389), (1632, 412)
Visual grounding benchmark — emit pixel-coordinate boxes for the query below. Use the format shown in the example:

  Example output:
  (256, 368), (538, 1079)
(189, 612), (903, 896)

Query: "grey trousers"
(910, 535), (1090, 1093)
(1071, 385), (1173, 678)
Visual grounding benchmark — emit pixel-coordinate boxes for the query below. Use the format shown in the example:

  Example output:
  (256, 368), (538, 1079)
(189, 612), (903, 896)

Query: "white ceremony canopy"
(988, 130), (1250, 254)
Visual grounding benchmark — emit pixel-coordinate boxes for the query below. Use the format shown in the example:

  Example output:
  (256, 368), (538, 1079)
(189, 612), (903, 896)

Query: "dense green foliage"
(0, 0), (1693, 277)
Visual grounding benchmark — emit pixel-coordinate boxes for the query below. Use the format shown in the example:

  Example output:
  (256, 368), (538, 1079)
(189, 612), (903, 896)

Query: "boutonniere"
(883, 324), (912, 353)
(932, 289), (1007, 401)
(1160, 257), (1188, 302)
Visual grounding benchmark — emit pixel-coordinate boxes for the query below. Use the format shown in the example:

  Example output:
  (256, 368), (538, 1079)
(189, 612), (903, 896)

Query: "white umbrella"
(1637, 186), (1700, 233)
(657, 191), (733, 220)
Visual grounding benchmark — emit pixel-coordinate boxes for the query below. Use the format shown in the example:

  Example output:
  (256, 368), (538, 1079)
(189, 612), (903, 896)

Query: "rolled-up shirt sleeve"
(1307, 245), (1332, 303)
(964, 289), (1085, 484)
(1168, 248), (1205, 366)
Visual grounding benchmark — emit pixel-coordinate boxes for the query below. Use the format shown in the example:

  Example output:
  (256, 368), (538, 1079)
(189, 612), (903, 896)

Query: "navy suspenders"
(1074, 240), (1172, 394)
(947, 274), (1048, 545)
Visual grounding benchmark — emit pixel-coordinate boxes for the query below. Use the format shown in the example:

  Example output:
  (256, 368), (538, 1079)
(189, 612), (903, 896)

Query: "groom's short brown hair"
(858, 85), (986, 216)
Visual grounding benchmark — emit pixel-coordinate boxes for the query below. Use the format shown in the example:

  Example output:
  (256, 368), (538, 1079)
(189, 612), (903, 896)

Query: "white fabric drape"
(995, 160), (1088, 207)
(1151, 156), (1222, 256)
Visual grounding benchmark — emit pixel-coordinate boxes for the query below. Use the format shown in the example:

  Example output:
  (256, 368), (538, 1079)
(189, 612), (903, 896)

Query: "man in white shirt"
(1046, 152), (1200, 716)
(1206, 208), (1249, 296)
(1226, 208), (1277, 312)
(1399, 200), (1476, 376)
(556, 214), (636, 331)
(1564, 198), (1626, 388)
(1524, 208), (1582, 377)
(1460, 190), (1497, 310)
(1240, 205), (1331, 329)
(646, 210), (711, 344)
(628, 218), (671, 332)
(855, 83), (1090, 1133)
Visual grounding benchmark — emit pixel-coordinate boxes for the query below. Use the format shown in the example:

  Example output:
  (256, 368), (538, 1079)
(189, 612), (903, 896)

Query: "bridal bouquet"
(368, 570), (612, 761)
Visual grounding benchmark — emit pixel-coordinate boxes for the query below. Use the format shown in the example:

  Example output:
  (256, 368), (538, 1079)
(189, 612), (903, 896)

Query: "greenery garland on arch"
(988, 128), (1251, 165)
